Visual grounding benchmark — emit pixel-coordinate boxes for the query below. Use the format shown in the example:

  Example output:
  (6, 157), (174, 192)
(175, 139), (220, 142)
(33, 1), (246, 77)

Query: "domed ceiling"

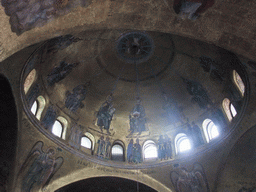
(21, 29), (248, 165)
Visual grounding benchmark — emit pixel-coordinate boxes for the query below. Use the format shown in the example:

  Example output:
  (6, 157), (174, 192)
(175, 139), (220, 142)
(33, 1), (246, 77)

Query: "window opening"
(233, 70), (245, 96)
(52, 120), (63, 138)
(31, 100), (38, 115)
(203, 119), (219, 142)
(84, 132), (95, 150)
(230, 103), (237, 117)
(24, 69), (36, 94)
(81, 136), (92, 149)
(222, 98), (232, 121)
(35, 96), (46, 120)
(175, 133), (191, 154)
(111, 144), (124, 161)
(143, 140), (157, 159)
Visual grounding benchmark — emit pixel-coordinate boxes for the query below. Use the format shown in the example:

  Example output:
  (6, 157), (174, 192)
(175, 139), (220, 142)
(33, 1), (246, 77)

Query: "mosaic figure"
(182, 78), (212, 109)
(191, 122), (204, 147)
(133, 138), (142, 163)
(46, 35), (82, 55)
(129, 98), (146, 134)
(158, 135), (165, 160)
(47, 61), (79, 86)
(104, 137), (111, 158)
(68, 124), (83, 150)
(163, 93), (187, 125)
(97, 95), (116, 134)
(164, 135), (172, 159)
(97, 136), (105, 158)
(127, 139), (134, 163)
(41, 106), (57, 130)
(173, 0), (214, 20)
(19, 141), (63, 192)
(171, 163), (210, 192)
(199, 56), (224, 82)
(65, 84), (88, 112)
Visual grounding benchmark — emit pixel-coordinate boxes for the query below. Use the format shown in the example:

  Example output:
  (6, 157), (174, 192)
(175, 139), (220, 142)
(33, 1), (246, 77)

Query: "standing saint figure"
(96, 95), (116, 134)
(129, 97), (146, 134)
(127, 139), (134, 163)
(97, 136), (105, 158)
(68, 123), (83, 150)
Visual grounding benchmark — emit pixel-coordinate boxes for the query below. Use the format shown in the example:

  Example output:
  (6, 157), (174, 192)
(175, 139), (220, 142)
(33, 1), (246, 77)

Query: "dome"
(21, 29), (248, 167)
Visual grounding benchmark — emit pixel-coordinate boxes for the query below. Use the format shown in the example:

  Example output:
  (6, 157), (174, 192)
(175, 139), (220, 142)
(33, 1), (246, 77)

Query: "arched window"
(203, 119), (219, 143)
(143, 140), (158, 160)
(233, 70), (245, 97)
(81, 136), (92, 149)
(24, 69), (36, 94)
(52, 117), (68, 139)
(31, 100), (38, 115)
(111, 144), (124, 161)
(31, 96), (46, 120)
(175, 133), (191, 154)
(83, 132), (95, 150)
(52, 120), (63, 138)
(222, 98), (237, 121)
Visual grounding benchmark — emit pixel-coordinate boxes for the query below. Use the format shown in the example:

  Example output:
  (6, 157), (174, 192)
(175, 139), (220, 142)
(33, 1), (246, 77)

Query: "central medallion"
(116, 32), (155, 64)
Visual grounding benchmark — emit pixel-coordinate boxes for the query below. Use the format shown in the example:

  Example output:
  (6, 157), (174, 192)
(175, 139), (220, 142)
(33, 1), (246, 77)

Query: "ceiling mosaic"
(21, 29), (248, 166)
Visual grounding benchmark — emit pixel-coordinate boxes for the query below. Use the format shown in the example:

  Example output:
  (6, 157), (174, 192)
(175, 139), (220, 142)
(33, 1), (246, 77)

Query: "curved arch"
(45, 168), (173, 192)
(24, 69), (37, 94)
(175, 133), (191, 154)
(222, 98), (237, 121)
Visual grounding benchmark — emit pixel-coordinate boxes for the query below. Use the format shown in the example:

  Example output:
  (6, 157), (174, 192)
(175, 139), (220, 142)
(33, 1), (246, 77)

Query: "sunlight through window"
(52, 120), (63, 138)
(31, 100), (37, 115)
(143, 140), (158, 159)
(112, 145), (123, 155)
(230, 103), (237, 117)
(179, 138), (191, 153)
(81, 137), (92, 149)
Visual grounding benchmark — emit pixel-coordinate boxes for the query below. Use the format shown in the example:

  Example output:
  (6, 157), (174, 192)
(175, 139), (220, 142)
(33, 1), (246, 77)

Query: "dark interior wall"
(0, 75), (17, 192)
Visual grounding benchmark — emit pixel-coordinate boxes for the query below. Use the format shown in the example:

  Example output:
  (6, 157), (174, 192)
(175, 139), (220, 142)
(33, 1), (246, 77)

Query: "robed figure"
(17, 142), (63, 192)
(129, 98), (146, 134)
(97, 95), (116, 134)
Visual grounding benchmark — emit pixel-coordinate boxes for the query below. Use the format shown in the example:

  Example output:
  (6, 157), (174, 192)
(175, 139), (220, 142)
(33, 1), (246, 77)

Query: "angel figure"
(18, 141), (63, 192)
(170, 163), (209, 192)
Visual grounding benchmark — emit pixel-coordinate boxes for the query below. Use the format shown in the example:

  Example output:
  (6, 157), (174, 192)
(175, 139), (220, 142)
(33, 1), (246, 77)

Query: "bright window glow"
(209, 124), (219, 140)
(81, 137), (92, 149)
(223, 98), (232, 121)
(24, 69), (36, 94)
(179, 138), (191, 153)
(175, 133), (191, 154)
(230, 104), (237, 117)
(203, 119), (219, 142)
(52, 120), (63, 138)
(31, 101), (37, 115)
(111, 145), (123, 155)
(233, 70), (245, 96)
(143, 140), (158, 159)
